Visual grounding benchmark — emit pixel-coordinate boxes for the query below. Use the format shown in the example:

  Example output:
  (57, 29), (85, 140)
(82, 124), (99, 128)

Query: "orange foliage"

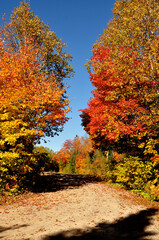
(54, 136), (93, 173)
(0, 37), (70, 145)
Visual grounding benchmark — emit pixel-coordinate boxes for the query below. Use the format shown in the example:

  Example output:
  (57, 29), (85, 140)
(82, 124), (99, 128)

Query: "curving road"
(0, 173), (159, 240)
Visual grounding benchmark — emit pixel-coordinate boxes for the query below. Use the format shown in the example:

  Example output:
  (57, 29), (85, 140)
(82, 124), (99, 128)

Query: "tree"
(80, 0), (159, 158)
(0, 1), (73, 190)
(53, 135), (93, 174)
(53, 140), (73, 171)
(0, 40), (69, 189)
(33, 146), (59, 172)
(0, 0), (73, 150)
(3, 1), (73, 85)
(0, 40), (70, 147)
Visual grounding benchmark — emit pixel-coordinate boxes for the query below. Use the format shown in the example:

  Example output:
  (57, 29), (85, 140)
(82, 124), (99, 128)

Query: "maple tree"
(53, 140), (73, 171)
(53, 136), (93, 174)
(0, 39), (70, 189)
(0, 39), (70, 147)
(80, 0), (159, 158)
(74, 136), (93, 174)
(0, 1), (73, 190)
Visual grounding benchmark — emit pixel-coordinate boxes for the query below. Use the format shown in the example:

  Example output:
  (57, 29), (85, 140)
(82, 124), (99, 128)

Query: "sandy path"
(0, 174), (159, 240)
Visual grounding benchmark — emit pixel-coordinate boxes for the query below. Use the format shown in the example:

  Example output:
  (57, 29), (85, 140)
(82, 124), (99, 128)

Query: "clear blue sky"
(0, 0), (115, 152)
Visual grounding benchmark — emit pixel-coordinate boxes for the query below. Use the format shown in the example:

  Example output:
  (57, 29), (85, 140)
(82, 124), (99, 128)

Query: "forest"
(0, 0), (159, 202)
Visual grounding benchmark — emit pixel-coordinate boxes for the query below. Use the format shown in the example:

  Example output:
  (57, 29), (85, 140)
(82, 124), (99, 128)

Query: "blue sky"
(0, 0), (115, 152)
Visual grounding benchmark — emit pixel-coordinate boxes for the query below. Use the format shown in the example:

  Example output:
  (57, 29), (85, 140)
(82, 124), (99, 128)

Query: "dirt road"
(0, 173), (159, 240)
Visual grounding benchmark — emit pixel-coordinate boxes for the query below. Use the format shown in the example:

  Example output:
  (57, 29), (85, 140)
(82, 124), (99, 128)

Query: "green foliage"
(89, 150), (107, 179)
(51, 134), (159, 201)
(33, 146), (59, 172)
(131, 189), (159, 202)
(68, 154), (76, 174)
(115, 156), (154, 190)
(0, 153), (40, 193)
(0, 146), (59, 193)
(89, 150), (116, 182)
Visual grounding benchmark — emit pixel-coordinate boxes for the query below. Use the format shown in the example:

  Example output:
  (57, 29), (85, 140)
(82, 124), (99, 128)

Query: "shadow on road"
(0, 224), (29, 239)
(33, 172), (101, 193)
(43, 208), (158, 240)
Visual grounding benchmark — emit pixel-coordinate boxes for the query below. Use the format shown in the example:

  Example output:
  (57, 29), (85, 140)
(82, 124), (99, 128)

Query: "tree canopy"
(80, 0), (159, 158)
(3, 1), (74, 83)
(0, 1), (73, 191)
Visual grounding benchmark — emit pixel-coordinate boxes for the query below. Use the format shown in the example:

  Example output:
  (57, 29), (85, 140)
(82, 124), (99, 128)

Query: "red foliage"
(80, 46), (158, 154)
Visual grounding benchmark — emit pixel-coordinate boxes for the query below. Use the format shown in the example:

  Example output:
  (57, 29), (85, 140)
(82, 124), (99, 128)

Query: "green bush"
(0, 146), (59, 194)
(33, 146), (59, 173)
(0, 154), (40, 193)
(115, 156), (154, 190)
